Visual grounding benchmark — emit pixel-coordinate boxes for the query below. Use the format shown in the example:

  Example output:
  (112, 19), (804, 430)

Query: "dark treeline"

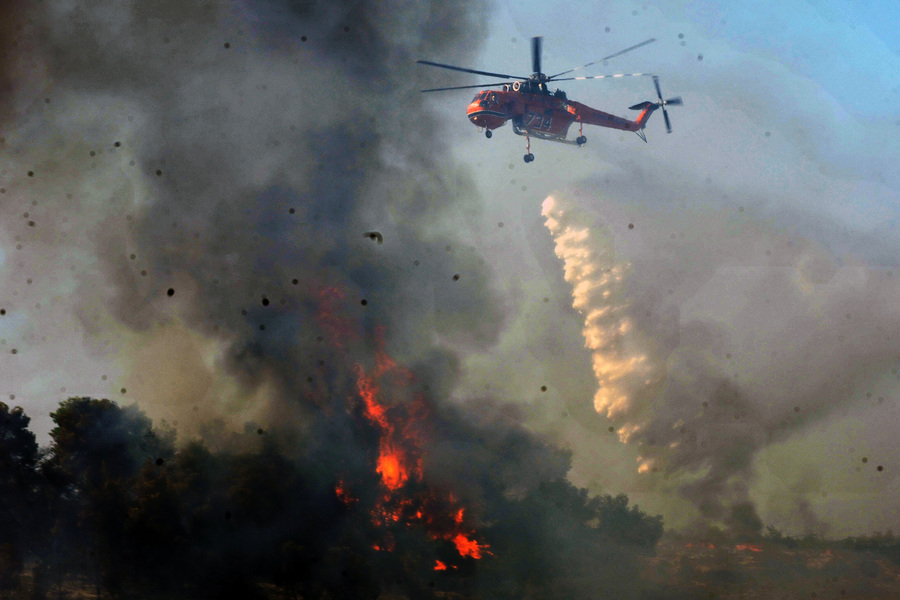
(0, 398), (664, 600)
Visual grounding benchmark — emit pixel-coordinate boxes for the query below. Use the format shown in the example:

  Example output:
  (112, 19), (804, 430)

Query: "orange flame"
(453, 533), (487, 559)
(434, 560), (447, 571)
(315, 297), (490, 565)
(350, 348), (490, 563)
(377, 450), (406, 490)
(735, 544), (763, 552)
(355, 352), (423, 493)
(334, 480), (358, 506)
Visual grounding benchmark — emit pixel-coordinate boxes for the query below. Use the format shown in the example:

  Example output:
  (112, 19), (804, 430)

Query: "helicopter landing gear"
(576, 123), (586, 146)
(485, 129), (492, 139)
(523, 135), (534, 163)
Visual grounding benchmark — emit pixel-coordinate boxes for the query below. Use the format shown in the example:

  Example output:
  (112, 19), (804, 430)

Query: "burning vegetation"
(643, 532), (900, 600)
(352, 348), (489, 564)
(0, 352), (665, 599)
(4, 388), (900, 599)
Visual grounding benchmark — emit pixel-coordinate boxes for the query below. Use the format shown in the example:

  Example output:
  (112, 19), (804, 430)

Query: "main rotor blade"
(550, 72), (654, 82)
(420, 82), (509, 93)
(548, 38), (656, 79)
(662, 107), (672, 133)
(532, 36), (543, 74)
(653, 75), (663, 102)
(417, 60), (527, 81)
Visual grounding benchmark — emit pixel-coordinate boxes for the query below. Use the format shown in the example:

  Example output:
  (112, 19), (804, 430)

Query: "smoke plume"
(543, 188), (900, 532)
(0, 0), (506, 429)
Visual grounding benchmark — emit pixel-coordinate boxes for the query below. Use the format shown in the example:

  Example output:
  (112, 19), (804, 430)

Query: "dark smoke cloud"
(0, 0), (509, 431)
(0, 0), (41, 125)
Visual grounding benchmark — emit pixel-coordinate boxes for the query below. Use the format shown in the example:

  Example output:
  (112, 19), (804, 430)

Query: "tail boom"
(569, 100), (656, 132)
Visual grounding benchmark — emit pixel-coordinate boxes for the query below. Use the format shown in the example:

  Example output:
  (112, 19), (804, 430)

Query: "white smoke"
(541, 188), (900, 532)
(541, 196), (662, 459)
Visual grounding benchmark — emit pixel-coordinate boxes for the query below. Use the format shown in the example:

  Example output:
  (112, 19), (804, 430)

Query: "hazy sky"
(2, 0), (899, 538)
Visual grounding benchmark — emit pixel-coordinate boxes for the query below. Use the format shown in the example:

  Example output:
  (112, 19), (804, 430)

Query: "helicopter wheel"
(523, 153), (534, 163)
(485, 130), (492, 139)
(576, 135), (587, 146)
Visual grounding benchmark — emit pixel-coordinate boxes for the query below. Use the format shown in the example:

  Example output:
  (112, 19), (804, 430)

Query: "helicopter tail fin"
(630, 101), (659, 131)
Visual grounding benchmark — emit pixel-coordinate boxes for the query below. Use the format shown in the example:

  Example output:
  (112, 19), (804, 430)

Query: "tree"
(0, 402), (41, 592)
(44, 397), (174, 597)
(48, 397), (171, 490)
(593, 492), (664, 550)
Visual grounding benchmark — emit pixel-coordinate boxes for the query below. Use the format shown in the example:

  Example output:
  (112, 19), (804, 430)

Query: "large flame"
(541, 195), (661, 454)
(315, 288), (490, 565)
(355, 350), (422, 492)
(343, 345), (490, 563)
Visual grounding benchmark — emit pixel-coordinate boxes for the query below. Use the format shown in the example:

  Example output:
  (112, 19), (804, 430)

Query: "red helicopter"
(418, 37), (682, 163)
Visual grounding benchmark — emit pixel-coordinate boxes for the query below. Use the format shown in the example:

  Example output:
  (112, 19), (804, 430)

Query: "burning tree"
(348, 349), (490, 564)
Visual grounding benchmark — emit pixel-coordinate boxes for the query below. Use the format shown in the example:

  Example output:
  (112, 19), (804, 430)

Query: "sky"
(1, 0), (899, 539)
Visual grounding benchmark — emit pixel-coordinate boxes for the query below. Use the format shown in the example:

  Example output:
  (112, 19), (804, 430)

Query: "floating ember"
(334, 480), (358, 507)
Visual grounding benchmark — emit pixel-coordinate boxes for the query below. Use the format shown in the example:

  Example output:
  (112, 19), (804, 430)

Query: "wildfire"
(736, 544), (763, 553)
(355, 351), (423, 494)
(335, 347), (490, 565)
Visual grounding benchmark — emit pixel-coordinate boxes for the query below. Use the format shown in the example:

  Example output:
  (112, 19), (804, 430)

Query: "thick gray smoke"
(0, 0), (506, 431)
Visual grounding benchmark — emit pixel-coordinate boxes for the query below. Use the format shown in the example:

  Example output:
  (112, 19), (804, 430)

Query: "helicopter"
(417, 37), (682, 163)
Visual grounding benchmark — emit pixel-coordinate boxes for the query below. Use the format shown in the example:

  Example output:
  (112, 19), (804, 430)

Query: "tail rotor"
(652, 75), (682, 134)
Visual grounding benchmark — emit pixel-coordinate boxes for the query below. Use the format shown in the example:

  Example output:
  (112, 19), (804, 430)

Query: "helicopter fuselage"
(466, 86), (655, 143)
